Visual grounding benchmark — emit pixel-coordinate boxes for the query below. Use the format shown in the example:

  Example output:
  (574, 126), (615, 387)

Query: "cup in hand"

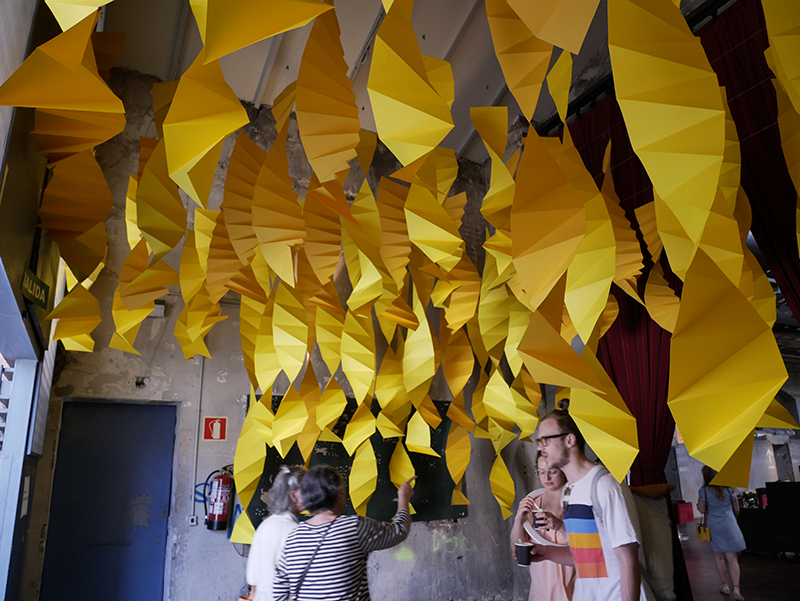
(515, 542), (534, 566)
(534, 511), (547, 529)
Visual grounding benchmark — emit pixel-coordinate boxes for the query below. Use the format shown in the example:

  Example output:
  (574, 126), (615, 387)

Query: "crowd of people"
(242, 409), (745, 601)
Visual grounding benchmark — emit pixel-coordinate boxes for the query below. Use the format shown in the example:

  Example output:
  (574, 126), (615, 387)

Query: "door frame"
(59, 397), (182, 601)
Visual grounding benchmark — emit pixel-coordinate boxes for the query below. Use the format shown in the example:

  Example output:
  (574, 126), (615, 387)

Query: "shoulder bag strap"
(292, 516), (338, 600)
(589, 466), (610, 527)
(702, 488), (708, 527)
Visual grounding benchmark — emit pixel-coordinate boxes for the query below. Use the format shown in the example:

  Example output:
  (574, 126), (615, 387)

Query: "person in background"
(510, 451), (575, 601)
(245, 465), (306, 601)
(697, 465), (746, 601)
(273, 465), (415, 601)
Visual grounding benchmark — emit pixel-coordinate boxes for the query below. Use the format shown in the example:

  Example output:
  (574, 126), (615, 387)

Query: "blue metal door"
(40, 402), (176, 600)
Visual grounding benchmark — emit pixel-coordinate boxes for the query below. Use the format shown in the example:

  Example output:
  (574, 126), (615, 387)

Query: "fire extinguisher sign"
(203, 417), (227, 441)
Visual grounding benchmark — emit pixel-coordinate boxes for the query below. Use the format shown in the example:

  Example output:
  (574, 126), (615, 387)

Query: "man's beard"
(545, 449), (568, 471)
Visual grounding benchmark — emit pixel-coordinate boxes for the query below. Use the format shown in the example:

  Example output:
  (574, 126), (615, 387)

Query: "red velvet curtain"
(698, 0), (800, 318)
(568, 99), (691, 600)
(568, 97), (675, 489)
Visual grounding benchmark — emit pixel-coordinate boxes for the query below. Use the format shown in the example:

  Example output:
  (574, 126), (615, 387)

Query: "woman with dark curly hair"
(273, 465), (415, 601)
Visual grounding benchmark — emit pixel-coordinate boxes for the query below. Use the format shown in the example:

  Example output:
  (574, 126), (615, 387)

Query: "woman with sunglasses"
(510, 451), (576, 601)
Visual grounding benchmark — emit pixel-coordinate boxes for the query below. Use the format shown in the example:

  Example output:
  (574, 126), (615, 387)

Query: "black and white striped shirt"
(273, 509), (411, 601)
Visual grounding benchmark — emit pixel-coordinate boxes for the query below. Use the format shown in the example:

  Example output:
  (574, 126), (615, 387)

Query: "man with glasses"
(530, 409), (649, 601)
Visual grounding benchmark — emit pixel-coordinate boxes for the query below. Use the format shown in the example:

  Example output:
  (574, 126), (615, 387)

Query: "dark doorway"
(40, 402), (176, 600)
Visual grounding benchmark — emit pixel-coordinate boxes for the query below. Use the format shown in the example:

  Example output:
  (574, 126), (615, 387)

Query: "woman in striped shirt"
(273, 465), (415, 601)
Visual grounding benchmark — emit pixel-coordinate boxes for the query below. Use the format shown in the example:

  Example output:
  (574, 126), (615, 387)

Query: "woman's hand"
(534, 511), (563, 532)
(515, 496), (536, 523)
(397, 476), (417, 510)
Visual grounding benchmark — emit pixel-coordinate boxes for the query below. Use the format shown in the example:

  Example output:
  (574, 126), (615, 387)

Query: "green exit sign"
(21, 267), (49, 310)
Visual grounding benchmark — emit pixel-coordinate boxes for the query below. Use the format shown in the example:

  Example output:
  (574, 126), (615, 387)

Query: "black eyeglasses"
(535, 433), (569, 446)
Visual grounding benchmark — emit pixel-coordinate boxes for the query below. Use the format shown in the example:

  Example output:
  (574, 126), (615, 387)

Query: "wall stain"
(126, 493), (153, 529)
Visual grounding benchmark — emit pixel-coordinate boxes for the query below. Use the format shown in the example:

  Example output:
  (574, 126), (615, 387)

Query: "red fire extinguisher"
(204, 467), (233, 531)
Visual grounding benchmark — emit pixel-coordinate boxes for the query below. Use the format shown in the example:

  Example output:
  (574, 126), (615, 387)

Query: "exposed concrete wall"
(22, 68), (543, 601)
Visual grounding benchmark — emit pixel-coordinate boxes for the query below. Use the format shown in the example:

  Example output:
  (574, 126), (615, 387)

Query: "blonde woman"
(511, 452), (576, 601)
(246, 466), (306, 601)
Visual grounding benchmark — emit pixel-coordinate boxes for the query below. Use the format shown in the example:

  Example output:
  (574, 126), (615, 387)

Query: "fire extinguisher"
(204, 466), (234, 531)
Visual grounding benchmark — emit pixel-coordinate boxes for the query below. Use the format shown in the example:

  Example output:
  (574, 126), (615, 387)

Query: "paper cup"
(515, 542), (533, 566)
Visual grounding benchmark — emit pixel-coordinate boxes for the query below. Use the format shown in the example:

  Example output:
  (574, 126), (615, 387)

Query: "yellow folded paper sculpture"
(446, 421), (471, 505)
(231, 397), (273, 543)
(136, 139), (187, 261)
(91, 31), (126, 81)
(295, 6), (360, 183)
(315, 303), (344, 376)
(668, 250), (787, 471)
(405, 409), (440, 457)
(485, 0), (552, 121)
(223, 132), (266, 265)
(376, 346), (406, 408)
(341, 311), (376, 405)
(405, 183), (463, 273)
(571, 347), (639, 482)
(272, 280), (308, 385)
(561, 130), (616, 343)
(45, 283), (102, 352)
(271, 386), (309, 458)
(120, 258), (178, 312)
(762, 1), (800, 115)
(162, 48), (248, 207)
(402, 286), (436, 394)
(205, 210), (245, 304)
(441, 255), (481, 332)
(355, 129), (377, 177)
(195, 0), (334, 64)
(350, 439), (378, 516)
(601, 150), (644, 302)
(152, 80), (178, 140)
(31, 107), (124, 163)
(547, 50), (572, 122)
(252, 124), (305, 287)
(248, 295), (284, 394)
(504, 297), (530, 377)
(180, 230), (206, 303)
(634, 201), (663, 263)
(174, 288), (228, 359)
(519, 307), (603, 393)
(0, 12), (124, 117)
(343, 402), (377, 456)
(608, 0), (726, 280)
(490, 453), (515, 520)
(507, 0), (602, 55)
(377, 177), (411, 291)
(367, 0), (454, 165)
(389, 441), (416, 513)
(303, 185), (343, 286)
(708, 430), (755, 489)
(758, 398), (800, 429)
(478, 277), (511, 354)
(46, 1), (109, 32)
(58, 221), (108, 284)
(393, 147), (458, 204)
(45, 286), (102, 353)
(511, 131), (585, 311)
(442, 327), (475, 400)
(38, 150), (112, 245)
(483, 369), (519, 436)
(643, 263), (680, 333)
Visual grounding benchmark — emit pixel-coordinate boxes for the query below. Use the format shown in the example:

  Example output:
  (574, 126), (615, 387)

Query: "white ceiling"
(103, 0), (613, 163)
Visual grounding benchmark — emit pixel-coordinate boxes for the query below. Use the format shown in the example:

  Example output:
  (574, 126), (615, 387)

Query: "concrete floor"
(679, 525), (799, 601)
